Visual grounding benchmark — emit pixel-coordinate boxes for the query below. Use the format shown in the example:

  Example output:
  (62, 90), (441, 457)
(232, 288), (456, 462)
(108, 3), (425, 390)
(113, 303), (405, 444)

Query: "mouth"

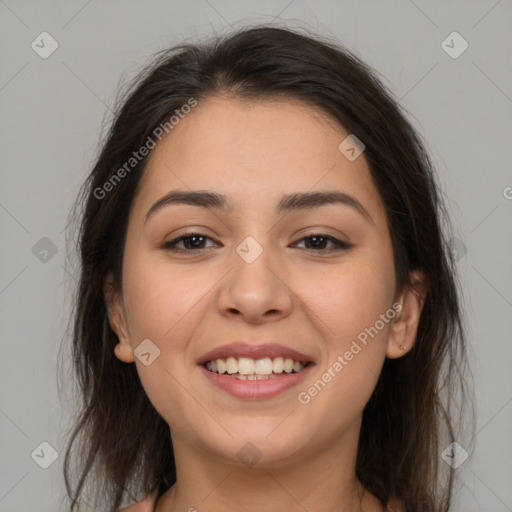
(197, 342), (315, 399)
(203, 356), (313, 380)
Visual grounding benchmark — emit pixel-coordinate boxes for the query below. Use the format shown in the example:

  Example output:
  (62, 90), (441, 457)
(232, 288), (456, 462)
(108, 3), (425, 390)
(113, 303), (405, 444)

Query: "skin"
(105, 96), (427, 512)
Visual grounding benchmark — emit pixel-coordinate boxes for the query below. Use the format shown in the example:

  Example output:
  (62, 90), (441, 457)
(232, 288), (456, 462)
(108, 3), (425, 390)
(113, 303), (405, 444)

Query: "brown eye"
(292, 234), (352, 252)
(163, 233), (219, 251)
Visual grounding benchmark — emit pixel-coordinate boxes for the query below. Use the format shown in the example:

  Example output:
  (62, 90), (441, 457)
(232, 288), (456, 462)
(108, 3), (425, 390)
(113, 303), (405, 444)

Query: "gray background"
(1, 1), (511, 511)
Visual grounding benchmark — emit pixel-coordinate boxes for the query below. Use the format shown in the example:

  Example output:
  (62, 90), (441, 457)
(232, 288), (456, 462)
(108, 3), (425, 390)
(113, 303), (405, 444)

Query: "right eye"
(162, 233), (221, 252)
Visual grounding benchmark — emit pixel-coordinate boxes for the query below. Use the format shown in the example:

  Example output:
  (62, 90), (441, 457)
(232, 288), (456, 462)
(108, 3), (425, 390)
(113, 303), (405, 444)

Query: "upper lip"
(197, 342), (314, 365)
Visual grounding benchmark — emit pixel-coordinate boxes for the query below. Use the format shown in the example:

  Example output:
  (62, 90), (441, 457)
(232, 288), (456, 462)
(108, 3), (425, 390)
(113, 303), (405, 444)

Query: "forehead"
(132, 96), (385, 221)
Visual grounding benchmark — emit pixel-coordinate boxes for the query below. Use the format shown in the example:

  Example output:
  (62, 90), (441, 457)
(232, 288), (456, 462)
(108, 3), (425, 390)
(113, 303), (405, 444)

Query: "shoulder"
(117, 494), (155, 512)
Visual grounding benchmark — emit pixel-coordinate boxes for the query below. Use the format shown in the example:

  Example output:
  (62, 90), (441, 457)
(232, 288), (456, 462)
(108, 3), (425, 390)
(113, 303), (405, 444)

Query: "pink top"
(118, 495), (155, 512)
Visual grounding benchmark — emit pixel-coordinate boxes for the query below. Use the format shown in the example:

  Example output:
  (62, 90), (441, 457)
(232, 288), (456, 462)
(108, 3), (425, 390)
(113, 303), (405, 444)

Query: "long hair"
(60, 25), (474, 511)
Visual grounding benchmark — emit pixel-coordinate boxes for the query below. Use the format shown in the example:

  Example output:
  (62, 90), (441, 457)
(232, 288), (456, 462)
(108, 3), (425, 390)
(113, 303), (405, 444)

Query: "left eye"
(162, 233), (351, 253)
(292, 234), (352, 252)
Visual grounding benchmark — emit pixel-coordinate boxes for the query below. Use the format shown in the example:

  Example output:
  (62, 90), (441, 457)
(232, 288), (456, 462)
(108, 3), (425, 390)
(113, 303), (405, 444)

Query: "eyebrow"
(144, 189), (373, 224)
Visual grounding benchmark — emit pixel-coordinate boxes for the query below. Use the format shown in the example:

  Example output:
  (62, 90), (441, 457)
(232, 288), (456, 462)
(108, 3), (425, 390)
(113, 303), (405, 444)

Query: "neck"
(155, 419), (384, 512)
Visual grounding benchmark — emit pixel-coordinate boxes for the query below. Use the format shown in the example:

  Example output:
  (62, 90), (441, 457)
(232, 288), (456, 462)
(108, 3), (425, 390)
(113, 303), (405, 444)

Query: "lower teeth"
(234, 374), (278, 380)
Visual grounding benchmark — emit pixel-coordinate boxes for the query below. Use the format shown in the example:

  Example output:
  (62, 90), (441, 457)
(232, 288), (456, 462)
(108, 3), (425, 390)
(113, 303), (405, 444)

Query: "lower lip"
(199, 364), (314, 399)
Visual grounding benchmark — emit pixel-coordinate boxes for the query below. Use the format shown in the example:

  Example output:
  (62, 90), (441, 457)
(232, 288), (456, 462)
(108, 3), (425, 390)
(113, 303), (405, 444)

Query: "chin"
(208, 426), (312, 469)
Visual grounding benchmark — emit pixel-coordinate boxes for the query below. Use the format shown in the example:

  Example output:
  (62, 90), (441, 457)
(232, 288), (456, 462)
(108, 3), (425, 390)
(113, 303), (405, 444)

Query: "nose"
(216, 238), (294, 324)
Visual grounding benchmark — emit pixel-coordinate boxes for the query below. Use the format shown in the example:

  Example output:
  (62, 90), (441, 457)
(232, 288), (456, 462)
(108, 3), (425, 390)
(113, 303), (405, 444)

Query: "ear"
(386, 269), (428, 359)
(104, 272), (135, 363)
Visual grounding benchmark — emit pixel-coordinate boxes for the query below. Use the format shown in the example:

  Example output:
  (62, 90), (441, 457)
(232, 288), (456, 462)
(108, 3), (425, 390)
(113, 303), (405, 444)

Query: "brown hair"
(60, 24), (474, 511)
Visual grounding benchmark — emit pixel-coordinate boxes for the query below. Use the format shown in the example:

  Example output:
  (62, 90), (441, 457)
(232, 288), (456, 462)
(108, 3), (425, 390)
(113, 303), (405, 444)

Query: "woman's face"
(107, 96), (421, 468)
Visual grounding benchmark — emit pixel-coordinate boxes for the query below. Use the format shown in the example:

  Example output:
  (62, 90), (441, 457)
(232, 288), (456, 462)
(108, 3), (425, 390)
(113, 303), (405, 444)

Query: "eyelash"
(162, 232), (352, 254)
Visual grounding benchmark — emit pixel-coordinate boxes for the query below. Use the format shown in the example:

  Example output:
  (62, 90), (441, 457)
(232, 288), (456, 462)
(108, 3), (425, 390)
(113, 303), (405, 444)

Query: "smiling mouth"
(203, 356), (312, 380)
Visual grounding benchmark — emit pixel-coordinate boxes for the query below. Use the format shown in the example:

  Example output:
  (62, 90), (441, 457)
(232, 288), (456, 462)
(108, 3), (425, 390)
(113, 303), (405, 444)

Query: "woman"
(62, 25), (472, 512)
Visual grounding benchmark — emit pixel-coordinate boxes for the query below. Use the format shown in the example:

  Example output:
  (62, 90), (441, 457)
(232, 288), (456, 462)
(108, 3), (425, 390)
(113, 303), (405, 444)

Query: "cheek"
(303, 253), (395, 348)
(122, 253), (207, 342)
(305, 246), (395, 410)
(121, 254), (213, 427)
(298, 281), (391, 427)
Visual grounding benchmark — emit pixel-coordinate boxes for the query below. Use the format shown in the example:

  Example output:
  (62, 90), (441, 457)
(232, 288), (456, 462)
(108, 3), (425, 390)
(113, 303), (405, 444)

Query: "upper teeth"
(205, 356), (306, 375)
